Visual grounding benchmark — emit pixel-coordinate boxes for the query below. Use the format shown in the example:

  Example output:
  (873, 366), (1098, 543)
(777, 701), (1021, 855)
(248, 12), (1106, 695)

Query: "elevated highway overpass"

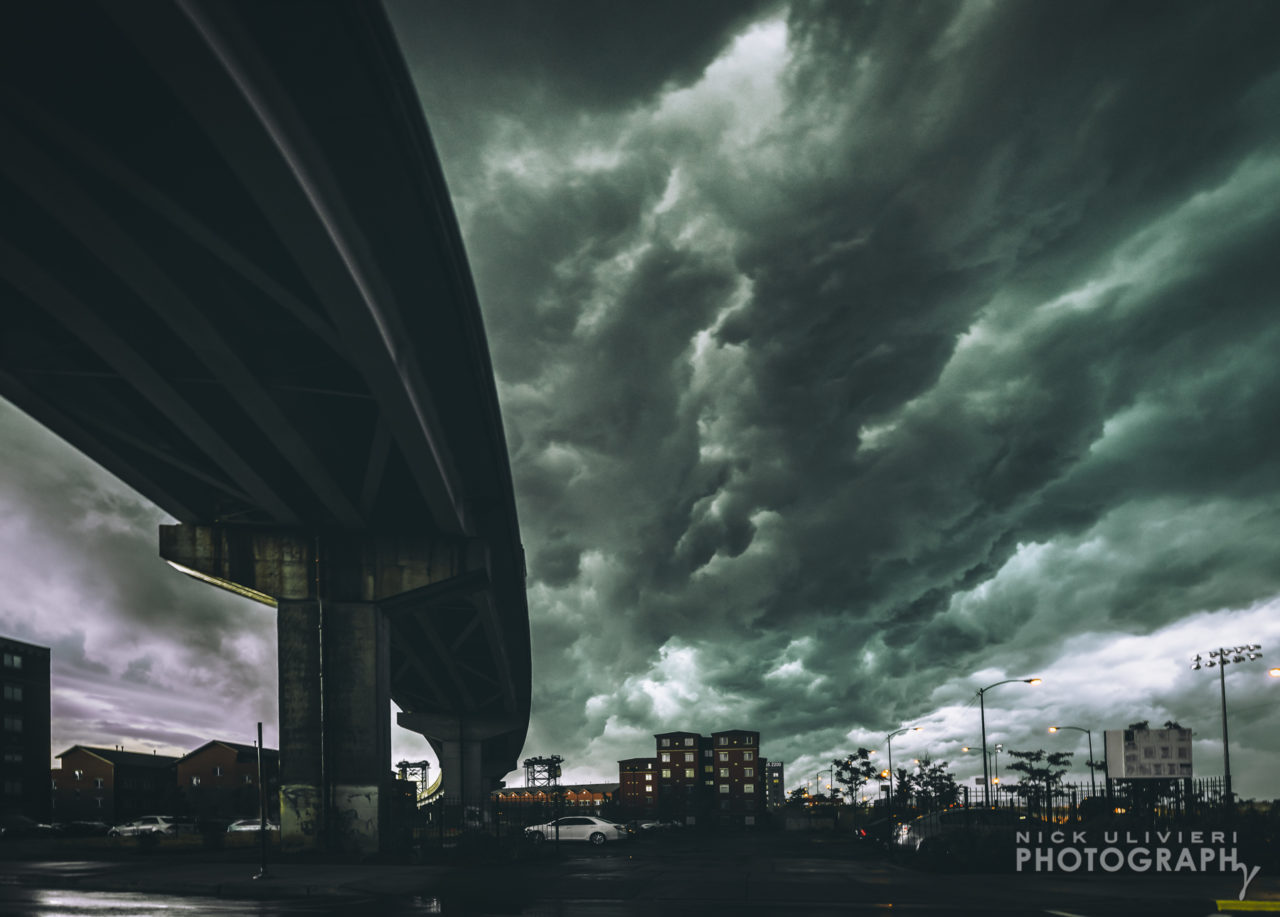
(0, 0), (530, 853)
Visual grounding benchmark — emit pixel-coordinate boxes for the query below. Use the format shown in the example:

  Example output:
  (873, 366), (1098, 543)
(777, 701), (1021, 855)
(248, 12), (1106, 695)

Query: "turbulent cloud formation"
(2, 1), (1279, 798)
(386, 0), (1280, 791)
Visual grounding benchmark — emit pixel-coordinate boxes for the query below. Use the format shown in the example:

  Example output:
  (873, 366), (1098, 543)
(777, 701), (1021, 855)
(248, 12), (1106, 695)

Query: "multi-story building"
(709, 730), (760, 825)
(1, 636), (51, 821)
(616, 729), (771, 826)
(51, 746), (181, 823)
(617, 757), (658, 812)
(765, 760), (786, 809)
(175, 740), (279, 819)
(654, 731), (704, 821)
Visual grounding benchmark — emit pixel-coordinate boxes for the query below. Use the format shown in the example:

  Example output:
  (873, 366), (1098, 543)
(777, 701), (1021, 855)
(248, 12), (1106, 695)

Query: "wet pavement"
(1, 833), (1277, 916)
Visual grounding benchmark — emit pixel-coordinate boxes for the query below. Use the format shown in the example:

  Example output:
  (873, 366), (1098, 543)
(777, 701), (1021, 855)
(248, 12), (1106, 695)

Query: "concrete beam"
(159, 524), (483, 604)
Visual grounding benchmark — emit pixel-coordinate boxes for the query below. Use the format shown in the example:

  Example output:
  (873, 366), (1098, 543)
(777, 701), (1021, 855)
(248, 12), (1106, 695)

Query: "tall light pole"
(979, 678), (1041, 807)
(886, 726), (921, 819)
(1049, 726), (1096, 796)
(1192, 644), (1262, 813)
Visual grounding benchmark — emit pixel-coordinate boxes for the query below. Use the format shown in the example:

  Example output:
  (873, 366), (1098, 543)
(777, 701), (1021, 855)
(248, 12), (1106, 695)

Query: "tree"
(786, 786), (810, 808)
(899, 756), (960, 813)
(1005, 749), (1072, 815)
(833, 748), (878, 807)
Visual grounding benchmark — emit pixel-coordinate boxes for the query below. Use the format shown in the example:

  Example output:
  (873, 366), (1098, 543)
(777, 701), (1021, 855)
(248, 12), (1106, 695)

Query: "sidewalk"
(0, 856), (466, 901)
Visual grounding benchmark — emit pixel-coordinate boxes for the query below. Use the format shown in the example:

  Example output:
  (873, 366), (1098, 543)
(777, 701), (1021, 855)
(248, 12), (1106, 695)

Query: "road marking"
(1217, 903), (1280, 912)
(1044, 910), (1090, 916)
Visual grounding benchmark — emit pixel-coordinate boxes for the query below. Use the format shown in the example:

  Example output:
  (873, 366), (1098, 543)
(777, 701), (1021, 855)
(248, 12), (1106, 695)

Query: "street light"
(978, 678), (1041, 807)
(1191, 644), (1262, 813)
(1049, 725), (1096, 796)
(886, 726), (921, 819)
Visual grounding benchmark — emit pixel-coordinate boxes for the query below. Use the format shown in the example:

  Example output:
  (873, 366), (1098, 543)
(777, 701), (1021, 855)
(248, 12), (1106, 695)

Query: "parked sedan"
(107, 815), (183, 837)
(525, 816), (630, 845)
(226, 819), (280, 833)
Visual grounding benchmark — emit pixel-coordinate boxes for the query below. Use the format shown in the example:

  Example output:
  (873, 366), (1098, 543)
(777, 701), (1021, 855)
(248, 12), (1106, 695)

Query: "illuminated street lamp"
(886, 726), (921, 818)
(1049, 725), (1096, 796)
(1191, 644), (1262, 812)
(978, 678), (1041, 807)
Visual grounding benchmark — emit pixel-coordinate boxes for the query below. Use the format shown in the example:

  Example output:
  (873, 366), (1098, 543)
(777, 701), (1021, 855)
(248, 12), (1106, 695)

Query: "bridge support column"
(277, 599), (322, 852)
(275, 599), (389, 855)
(323, 601), (390, 855)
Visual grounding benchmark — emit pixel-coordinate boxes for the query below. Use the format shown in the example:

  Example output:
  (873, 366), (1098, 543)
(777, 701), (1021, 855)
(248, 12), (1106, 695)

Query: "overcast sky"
(4, 0), (1280, 799)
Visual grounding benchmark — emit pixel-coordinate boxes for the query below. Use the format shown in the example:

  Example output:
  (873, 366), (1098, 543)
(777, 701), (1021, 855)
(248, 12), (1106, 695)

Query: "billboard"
(1104, 726), (1193, 779)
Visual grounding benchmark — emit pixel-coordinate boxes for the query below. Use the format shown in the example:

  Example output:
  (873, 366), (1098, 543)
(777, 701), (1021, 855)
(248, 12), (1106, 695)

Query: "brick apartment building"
(617, 757), (657, 812)
(0, 636), (51, 821)
(175, 740), (279, 820)
(51, 746), (180, 823)
(619, 729), (769, 826)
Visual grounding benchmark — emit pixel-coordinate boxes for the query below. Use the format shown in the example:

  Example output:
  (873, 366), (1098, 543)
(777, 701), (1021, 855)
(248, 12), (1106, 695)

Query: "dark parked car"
(0, 815), (62, 838)
(893, 808), (1045, 871)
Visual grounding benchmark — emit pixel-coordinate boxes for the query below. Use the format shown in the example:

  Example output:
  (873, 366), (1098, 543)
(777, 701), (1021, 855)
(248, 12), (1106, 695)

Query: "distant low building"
(175, 740), (279, 820)
(1, 636), (50, 821)
(51, 746), (179, 823)
(1105, 726), (1193, 779)
(492, 783), (617, 812)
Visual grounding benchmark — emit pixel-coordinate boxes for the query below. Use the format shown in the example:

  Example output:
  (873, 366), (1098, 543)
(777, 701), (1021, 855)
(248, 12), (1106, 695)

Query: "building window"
(684, 769), (694, 778)
(4, 780), (21, 796)
(719, 784), (729, 794)
(2, 653), (21, 669)
(191, 776), (201, 786)
(660, 738), (670, 747)
(93, 777), (104, 789)
(684, 738), (694, 746)
(73, 769), (83, 781)
(719, 768), (729, 778)
(660, 752), (670, 762)
(745, 767), (754, 778)
(744, 784), (755, 793)
(743, 752), (754, 761)
(718, 752), (728, 762)
(717, 737), (728, 746)
(95, 798), (104, 809)
(3, 716), (21, 732)
(4, 752), (22, 763)
(683, 752), (694, 762)
(645, 774), (652, 781)
(704, 765), (713, 773)
(244, 775), (254, 784)
(2, 685), (21, 701)
(661, 769), (671, 778)
(50, 779), (57, 789)
(644, 785), (652, 793)
(214, 766), (224, 777)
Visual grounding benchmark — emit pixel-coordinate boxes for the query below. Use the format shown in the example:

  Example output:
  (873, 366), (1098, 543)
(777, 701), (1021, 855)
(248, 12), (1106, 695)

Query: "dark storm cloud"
(0, 403), (278, 755)
(387, 0), (1280, 786)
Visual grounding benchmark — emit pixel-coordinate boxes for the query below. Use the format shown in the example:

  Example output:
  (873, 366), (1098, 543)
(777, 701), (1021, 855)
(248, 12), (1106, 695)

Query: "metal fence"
(904, 777), (1229, 826)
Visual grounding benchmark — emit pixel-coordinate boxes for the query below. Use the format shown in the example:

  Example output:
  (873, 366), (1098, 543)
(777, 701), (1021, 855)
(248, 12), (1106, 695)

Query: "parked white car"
(227, 819), (280, 833)
(108, 815), (183, 837)
(524, 816), (629, 845)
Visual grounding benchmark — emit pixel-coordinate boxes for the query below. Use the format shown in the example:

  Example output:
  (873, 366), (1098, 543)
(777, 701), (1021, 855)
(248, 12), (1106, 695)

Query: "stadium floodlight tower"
(1191, 644), (1262, 812)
